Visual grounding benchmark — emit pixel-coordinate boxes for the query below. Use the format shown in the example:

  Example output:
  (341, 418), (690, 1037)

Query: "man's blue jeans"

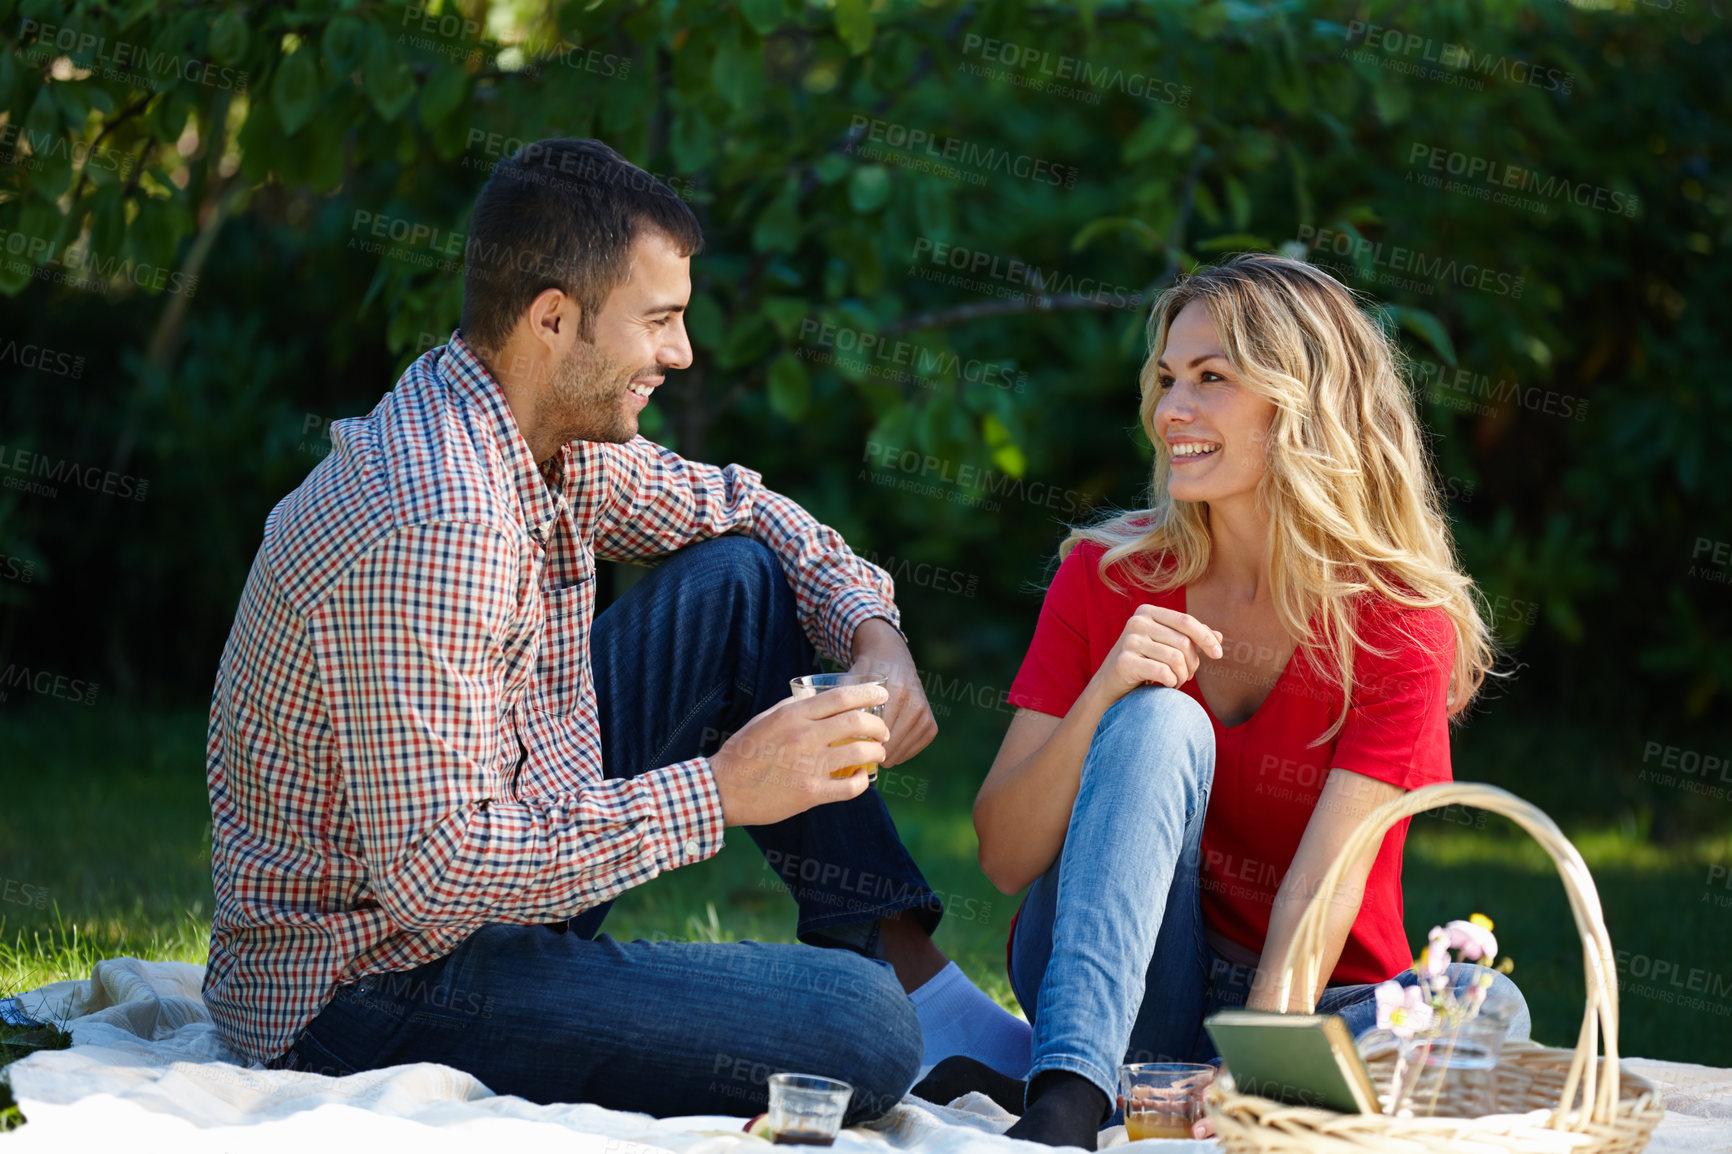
(1008, 686), (1530, 1105)
(275, 537), (935, 1122)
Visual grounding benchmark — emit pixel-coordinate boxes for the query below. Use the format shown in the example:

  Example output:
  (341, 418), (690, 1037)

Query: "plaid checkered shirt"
(203, 332), (899, 1064)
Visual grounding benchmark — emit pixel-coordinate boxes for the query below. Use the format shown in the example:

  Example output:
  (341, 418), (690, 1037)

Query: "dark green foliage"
(0, 2), (1726, 805)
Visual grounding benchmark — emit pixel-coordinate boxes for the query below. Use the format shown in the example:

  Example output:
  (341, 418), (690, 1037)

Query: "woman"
(918, 254), (1527, 1147)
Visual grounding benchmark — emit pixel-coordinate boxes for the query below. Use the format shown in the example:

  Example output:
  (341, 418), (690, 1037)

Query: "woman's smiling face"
(1152, 299), (1278, 509)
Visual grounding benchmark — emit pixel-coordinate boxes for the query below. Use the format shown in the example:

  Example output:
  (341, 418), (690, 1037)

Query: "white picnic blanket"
(2, 958), (1728, 1153)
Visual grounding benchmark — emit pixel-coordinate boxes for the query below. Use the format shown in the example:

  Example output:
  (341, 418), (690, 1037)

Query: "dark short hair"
(460, 138), (703, 351)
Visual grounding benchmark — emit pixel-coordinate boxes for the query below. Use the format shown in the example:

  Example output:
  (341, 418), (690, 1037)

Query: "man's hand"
(709, 683), (889, 827)
(848, 617), (938, 767)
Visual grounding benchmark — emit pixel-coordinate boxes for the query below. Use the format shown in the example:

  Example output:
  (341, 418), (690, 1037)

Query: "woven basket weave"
(1205, 781), (1664, 1154)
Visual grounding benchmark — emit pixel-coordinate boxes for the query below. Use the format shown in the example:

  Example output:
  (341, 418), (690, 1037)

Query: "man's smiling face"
(551, 228), (694, 444)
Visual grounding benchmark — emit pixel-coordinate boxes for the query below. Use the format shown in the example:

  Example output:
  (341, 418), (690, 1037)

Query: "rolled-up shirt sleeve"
(310, 520), (725, 931)
(591, 436), (899, 662)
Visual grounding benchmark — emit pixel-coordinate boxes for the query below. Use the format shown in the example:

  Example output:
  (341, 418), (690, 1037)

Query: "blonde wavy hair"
(1064, 253), (1496, 743)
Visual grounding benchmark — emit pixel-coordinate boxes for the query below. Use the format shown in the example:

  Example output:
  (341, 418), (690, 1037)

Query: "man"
(203, 138), (1027, 1122)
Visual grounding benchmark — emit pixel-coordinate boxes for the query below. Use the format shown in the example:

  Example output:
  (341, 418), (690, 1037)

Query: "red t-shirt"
(1006, 540), (1454, 985)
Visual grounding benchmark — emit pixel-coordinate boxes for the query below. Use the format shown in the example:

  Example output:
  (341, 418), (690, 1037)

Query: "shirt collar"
(439, 329), (569, 544)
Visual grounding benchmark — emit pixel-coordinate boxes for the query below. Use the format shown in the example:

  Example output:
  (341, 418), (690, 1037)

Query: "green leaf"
(24, 85), (61, 141)
(322, 17), (367, 77)
(1123, 111), (1178, 164)
(718, 314), (775, 370)
(1385, 305), (1458, 367)
(914, 179), (951, 236)
(991, 442), (1027, 477)
(762, 295), (810, 340)
(0, 257), (28, 296)
(1071, 215), (1162, 254)
(1192, 182), (1220, 228)
(848, 165), (891, 214)
(273, 48), (320, 136)
(833, 0), (874, 56)
(813, 154), (851, 185)
(0, 48), (16, 109)
(712, 22), (765, 111)
(751, 179), (800, 253)
(685, 290), (724, 347)
(670, 104), (715, 173)
(364, 29), (417, 123)
(210, 9), (248, 66)
(739, 0), (786, 36)
(1224, 174), (1251, 231)
(88, 185), (126, 258)
(18, 197), (63, 260)
(418, 63), (467, 129)
(767, 354), (811, 421)
(1372, 77), (1411, 126)
(1195, 233), (1272, 253)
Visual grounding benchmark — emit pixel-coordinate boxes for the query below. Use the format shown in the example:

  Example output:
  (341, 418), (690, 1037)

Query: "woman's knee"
(1475, 967), (1530, 1042)
(1090, 686), (1216, 785)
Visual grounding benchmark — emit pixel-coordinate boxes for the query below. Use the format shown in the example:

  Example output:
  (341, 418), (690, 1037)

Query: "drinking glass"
(1357, 1011), (1507, 1118)
(766, 1073), (853, 1146)
(1119, 1063), (1215, 1140)
(789, 672), (887, 782)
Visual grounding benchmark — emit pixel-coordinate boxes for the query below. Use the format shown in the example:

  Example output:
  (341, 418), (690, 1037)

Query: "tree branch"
(64, 94), (155, 208)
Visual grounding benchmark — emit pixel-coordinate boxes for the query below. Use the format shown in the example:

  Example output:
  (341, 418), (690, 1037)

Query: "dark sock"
(910, 1054), (1027, 1115)
(1003, 1070), (1110, 1150)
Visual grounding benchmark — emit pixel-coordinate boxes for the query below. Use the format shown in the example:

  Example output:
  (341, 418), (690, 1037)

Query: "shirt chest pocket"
(532, 563), (595, 718)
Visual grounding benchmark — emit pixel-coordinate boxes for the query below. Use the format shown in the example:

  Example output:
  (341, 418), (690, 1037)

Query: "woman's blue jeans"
(274, 537), (933, 1122)
(1007, 686), (1530, 1105)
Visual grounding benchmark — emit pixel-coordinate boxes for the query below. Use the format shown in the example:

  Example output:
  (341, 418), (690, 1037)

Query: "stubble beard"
(552, 336), (640, 445)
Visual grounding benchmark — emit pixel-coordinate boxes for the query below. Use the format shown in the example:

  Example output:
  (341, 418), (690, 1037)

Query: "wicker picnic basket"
(1205, 781), (1665, 1154)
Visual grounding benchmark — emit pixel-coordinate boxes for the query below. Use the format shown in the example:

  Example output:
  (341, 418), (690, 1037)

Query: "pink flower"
(1375, 981), (1435, 1039)
(1419, 927), (1452, 977)
(1444, 918), (1499, 963)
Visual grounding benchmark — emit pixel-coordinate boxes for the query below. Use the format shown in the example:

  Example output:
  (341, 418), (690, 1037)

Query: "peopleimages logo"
(844, 116), (1079, 189)
(958, 34), (1191, 108)
(18, 19), (250, 91)
(0, 444), (150, 502)
(1407, 144), (1640, 219)
(0, 123), (134, 177)
(1343, 22), (1575, 94)
(0, 664), (100, 706)
(1297, 225), (1526, 299)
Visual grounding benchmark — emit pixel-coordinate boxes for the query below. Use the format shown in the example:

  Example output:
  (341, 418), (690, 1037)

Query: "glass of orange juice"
(1118, 1063), (1214, 1141)
(788, 672), (888, 782)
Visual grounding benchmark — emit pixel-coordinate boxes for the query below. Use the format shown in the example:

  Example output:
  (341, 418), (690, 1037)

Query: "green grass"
(0, 694), (1726, 1134)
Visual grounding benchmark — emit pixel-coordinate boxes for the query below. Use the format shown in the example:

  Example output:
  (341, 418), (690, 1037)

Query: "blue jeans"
(275, 537), (934, 1122)
(1008, 686), (1529, 1105)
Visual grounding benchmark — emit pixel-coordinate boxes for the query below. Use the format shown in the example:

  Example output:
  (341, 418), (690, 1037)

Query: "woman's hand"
(1084, 604), (1224, 706)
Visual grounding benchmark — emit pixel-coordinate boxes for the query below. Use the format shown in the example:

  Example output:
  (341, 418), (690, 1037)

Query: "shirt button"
(684, 837), (700, 857)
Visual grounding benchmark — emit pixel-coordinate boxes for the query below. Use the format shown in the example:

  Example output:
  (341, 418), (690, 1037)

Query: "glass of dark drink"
(766, 1073), (853, 1146)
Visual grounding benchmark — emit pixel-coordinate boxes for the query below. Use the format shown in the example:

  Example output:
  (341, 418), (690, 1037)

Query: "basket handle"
(1272, 781), (1622, 1130)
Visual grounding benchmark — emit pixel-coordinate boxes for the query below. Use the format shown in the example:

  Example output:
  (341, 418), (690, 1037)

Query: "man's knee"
(686, 535), (780, 585)
(823, 955), (922, 1121)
